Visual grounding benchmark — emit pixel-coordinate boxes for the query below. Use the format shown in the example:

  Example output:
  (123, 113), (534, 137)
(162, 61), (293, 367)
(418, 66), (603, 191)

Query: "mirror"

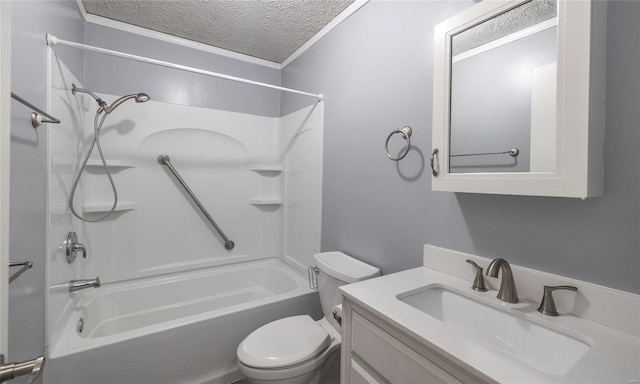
(431, 0), (606, 198)
(450, 0), (557, 173)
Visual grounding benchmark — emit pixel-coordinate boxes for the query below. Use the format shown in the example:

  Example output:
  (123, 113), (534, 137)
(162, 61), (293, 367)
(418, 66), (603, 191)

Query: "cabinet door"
(351, 311), (462, 384)
(350, 359), (384, 384)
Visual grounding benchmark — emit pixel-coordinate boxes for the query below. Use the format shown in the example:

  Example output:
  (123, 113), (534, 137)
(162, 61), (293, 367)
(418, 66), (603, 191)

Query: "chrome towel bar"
(11, 92), (60, 128)
(8, 261), (33, 283)
(451, 147), (520, 158)
(158, 154), (235, 250)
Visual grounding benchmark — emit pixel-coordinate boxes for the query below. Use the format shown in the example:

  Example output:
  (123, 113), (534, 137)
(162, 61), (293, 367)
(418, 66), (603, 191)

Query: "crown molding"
(74, 0), (368, 70)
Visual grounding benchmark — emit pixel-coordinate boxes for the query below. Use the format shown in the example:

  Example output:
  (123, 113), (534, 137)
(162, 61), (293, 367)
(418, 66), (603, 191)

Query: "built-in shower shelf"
(250, 165), (283, 173)
(83, 201), (137, 213)
(249, 198), (283, 206)
(86, 159), (135, 169)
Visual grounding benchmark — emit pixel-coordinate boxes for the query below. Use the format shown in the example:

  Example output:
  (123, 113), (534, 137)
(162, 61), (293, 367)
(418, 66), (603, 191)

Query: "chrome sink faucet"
(486, 258), (519, 303)
(69, 277), (101, 292)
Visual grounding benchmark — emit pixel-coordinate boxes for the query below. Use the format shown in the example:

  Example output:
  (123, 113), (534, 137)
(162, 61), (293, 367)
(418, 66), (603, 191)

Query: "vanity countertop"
(340, 266), (640, 383)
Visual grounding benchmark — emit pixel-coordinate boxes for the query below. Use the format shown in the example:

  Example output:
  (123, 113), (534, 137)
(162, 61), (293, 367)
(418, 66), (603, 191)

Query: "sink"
(397, 285), (591, 375)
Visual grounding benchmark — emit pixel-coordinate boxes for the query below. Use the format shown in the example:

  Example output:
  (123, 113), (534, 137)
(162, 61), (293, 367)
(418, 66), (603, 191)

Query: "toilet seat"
(237, 315), (332, 369)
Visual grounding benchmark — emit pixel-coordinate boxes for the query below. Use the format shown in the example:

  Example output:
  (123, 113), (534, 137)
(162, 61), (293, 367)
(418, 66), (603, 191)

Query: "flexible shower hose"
(68, 110), (119, 222)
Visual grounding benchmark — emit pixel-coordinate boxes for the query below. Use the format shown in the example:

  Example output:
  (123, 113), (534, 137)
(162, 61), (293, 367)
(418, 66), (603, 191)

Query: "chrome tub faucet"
(69, 277), (101, 292)
(486, 258), (519, 303)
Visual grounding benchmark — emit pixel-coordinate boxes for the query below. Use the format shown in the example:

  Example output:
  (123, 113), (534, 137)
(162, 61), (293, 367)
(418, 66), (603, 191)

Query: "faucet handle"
(66, 232), (87, 263)
(466, 260), (487, 292)
(537, 285), (577, 316)
(73, 243), (87, 259)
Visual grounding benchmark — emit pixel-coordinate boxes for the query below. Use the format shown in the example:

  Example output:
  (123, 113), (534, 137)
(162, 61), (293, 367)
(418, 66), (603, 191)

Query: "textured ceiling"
(82, 0), (355, 63)
(452, 0), (557, 56)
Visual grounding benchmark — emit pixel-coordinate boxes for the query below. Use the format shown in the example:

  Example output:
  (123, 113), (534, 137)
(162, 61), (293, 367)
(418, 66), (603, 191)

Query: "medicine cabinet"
(431, 0), (606, 199)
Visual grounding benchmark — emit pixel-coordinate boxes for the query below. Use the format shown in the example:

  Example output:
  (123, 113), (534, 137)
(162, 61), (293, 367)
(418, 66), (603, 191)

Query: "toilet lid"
(237, 315), (331, 369)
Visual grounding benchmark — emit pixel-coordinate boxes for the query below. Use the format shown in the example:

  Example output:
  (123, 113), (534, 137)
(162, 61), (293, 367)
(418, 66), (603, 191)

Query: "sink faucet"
(486, 259), (518, 303)
(69, 277), (100, 292)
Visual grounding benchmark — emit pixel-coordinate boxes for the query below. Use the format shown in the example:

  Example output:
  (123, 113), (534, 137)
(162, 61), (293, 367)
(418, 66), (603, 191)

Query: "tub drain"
(77, 317), (85, 333)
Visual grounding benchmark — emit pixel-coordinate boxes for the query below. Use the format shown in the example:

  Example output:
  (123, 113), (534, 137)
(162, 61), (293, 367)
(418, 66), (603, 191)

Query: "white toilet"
(237, 252), (380, 384)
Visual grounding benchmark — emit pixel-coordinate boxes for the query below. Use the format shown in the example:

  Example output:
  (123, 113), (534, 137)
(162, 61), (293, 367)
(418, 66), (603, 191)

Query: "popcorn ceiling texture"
(452, 0), (557, 56)
(82, 0), (354, 63)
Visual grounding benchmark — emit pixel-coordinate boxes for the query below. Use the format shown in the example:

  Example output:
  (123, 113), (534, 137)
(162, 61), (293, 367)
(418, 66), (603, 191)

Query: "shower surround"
(46, 55), (324, 383)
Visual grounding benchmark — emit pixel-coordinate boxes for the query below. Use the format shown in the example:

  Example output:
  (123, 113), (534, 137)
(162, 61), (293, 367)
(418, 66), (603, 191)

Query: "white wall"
(47, 54), (92, 348)
(281, 102), (324, 271)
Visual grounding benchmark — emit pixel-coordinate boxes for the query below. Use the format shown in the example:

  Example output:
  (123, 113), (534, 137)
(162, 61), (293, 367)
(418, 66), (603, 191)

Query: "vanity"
(339, 245), (640, 383)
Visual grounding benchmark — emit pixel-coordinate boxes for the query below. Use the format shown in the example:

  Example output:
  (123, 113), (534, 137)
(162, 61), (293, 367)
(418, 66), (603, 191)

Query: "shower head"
(135, 93), (150, 103)
(71, 83), (150, 114)
(103, 92), (150, 114)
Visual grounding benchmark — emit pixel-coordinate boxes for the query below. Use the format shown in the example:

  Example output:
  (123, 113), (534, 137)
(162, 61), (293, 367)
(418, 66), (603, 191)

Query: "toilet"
(237, 252), (380, 384)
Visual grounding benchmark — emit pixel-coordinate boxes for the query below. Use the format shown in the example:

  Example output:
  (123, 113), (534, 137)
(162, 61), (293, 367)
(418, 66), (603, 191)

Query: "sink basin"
(397, 285), (591, 375)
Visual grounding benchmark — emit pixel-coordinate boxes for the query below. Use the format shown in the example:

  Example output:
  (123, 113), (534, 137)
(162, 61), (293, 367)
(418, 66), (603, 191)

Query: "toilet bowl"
(237, 252), (380, 384)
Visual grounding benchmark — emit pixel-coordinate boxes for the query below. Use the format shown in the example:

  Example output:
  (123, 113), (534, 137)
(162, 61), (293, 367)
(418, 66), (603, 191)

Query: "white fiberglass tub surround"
(46, 258), (321, 384)
(47, 58), (324, 383)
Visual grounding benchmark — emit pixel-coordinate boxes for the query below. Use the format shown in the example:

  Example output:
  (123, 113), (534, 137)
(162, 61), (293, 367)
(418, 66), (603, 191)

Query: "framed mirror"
(431, 0), (606, 199)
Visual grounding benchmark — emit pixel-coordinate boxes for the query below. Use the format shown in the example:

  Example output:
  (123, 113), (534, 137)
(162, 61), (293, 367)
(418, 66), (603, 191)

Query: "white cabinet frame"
(431, 0), (606, 199)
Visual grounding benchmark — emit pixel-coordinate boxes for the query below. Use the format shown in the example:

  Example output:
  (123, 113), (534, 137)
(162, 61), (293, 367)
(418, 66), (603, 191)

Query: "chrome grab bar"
(157, 154), (235, 250)
(8, 261), (33, 284)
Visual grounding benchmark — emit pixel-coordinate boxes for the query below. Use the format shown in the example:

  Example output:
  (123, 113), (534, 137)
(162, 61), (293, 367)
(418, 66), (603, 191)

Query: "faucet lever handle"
(73, 243), (87, 259)
(537, 285), (577, 316)
(466, 259), (487, 292)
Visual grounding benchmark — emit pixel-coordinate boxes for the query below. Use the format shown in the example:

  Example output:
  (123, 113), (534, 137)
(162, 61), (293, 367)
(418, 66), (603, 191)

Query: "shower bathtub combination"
(45, 259), (320, 383)
(46, 45), (324, 383)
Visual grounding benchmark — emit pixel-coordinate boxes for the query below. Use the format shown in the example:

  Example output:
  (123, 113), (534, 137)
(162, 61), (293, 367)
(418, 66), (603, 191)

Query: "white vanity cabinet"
(341, 300), (490, 384)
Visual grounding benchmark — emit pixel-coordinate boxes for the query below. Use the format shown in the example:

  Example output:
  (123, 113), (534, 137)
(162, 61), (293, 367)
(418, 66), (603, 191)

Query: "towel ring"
(385, 126), (412, 161)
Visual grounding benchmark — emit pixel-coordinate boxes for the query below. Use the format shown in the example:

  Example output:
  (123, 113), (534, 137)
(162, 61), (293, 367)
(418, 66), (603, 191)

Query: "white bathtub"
(45, 258), (321, 384)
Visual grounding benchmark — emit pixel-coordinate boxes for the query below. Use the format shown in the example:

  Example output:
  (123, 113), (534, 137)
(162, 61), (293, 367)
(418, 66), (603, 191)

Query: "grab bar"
(157, 154), (235, 250)
(9, 261), (33, 284)
(11, 92), (61, 128)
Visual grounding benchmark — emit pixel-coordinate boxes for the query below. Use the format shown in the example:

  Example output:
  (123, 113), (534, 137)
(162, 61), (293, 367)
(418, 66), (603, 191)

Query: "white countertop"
(340, 267), (640, 383)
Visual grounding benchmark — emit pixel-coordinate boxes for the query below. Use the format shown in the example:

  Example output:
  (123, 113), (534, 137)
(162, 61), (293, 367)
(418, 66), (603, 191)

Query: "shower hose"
(68, 110), (119, 222)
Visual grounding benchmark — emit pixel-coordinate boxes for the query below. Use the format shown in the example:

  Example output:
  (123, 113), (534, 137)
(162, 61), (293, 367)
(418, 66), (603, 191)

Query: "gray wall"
(83, 24), (282, 117)
(9, 0), (84, 378)
(450, 27), (557, 173)
(282, 0), (640, 294)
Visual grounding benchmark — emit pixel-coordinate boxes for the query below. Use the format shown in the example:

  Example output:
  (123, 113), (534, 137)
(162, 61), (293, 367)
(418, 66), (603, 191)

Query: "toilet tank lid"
(313, 252), (380, 284)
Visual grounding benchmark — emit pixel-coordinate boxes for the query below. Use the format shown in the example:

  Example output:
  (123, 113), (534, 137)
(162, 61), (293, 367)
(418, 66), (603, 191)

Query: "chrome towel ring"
(385, 126), (412, 161)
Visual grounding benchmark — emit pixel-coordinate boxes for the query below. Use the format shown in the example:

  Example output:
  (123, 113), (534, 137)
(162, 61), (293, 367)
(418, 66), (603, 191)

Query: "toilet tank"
(313, 252), (380, 319)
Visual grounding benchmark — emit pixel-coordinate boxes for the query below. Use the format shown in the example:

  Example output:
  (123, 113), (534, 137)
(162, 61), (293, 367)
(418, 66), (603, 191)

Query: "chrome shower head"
(103, 92), (150, 114)
(135, 93), (150, 103)
(71, 84), (150, 114)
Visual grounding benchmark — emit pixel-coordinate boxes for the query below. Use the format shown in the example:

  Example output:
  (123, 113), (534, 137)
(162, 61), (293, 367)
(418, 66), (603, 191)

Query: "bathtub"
(45, 258), (321, 384)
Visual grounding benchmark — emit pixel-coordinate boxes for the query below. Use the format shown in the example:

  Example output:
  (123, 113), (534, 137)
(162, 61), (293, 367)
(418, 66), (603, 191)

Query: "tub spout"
(69, 277), (101, 292)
